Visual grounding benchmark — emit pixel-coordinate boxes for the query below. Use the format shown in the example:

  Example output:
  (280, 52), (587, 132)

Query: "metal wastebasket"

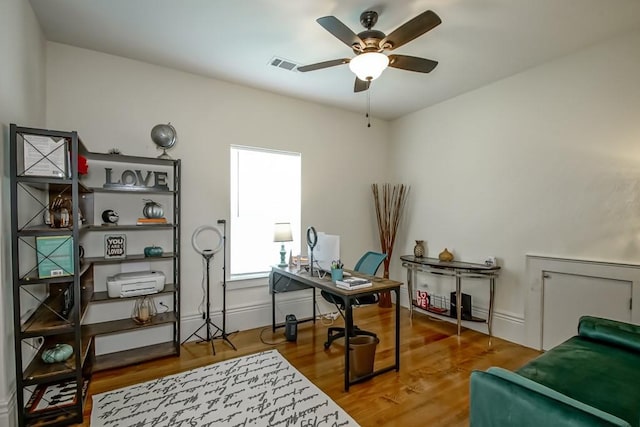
(349, 335), (379, 378)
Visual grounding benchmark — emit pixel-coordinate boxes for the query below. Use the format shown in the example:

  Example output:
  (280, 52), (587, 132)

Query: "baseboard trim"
(179, 288), (525, 346)
(0, 391), (17, 427)
(181, 292), (333, 342)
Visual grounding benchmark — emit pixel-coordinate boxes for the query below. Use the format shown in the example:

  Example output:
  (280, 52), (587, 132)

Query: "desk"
(270, 266), (402, 391)
(400, 255), (500, 338)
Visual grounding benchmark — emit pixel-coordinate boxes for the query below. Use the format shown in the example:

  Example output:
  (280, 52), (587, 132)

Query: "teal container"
(331, 268), (343, 282)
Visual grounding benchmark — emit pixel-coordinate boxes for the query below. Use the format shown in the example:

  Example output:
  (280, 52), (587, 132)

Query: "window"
(230, 146), (301, 277)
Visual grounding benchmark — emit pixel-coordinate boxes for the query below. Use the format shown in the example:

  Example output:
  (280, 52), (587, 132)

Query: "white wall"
(45, 42), (391, 340)
(0, 0), (47, 424)
(390, 28), (640, 344)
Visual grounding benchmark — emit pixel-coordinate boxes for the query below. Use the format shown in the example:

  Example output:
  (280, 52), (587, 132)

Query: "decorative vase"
(132, 296), (157, 324)
(438, 248), (454, 262)
(413, 240), (425, 258)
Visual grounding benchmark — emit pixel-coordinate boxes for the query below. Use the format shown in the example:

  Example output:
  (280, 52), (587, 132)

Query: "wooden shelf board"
(93, 341), (178, 372)
(23, 334), (93, 385)
(83, 223), (175, 231)
(17, 227), (74, 237)
(91, 283), (176, 303)
(20, 262), (92, 285)
(82, 151), (177, 166)
(83, 312), (177, 336)
(25, 408), (83, 426)
(21, 294), (76, 337)
(84, 253), (176, 265)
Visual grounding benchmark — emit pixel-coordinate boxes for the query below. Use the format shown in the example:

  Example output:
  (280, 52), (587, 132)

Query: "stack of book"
(136, 217), (167, 225)
(335, 277), (372, 290)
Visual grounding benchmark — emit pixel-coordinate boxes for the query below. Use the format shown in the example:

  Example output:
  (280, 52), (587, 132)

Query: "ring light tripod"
(182, 221), (236, 354)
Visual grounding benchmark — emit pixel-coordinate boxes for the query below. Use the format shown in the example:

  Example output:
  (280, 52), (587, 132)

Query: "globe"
(151, 123), (177, 159)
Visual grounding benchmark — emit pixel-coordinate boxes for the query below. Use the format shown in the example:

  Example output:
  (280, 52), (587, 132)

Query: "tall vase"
(378, 259), (392, 308)
(414, 240), (425, 258)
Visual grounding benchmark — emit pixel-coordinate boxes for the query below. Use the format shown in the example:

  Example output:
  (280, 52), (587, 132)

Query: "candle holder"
(132, 295), (157, 324)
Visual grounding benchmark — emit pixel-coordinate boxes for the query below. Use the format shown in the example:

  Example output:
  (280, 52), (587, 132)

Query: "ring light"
(306, 226), (317, 250)
(192, 225), (223, 256)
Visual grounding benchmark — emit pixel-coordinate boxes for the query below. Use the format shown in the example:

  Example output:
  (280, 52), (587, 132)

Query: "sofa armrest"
(578, 316), (640, 353)
(470, 368), (630, 427)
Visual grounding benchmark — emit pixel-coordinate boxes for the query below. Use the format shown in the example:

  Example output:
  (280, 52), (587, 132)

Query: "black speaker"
(449, 292), (472, 320)
(285, 314), (298, 342)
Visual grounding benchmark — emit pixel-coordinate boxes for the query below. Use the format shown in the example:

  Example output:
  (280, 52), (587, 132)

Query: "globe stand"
(157, 148), (172, 160)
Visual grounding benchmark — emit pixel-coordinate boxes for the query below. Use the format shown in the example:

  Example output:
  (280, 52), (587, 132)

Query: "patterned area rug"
(91, 349), (358, 426)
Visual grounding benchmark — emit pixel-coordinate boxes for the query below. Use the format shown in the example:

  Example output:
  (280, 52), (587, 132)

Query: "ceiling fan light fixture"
(348, 52), (389, 81)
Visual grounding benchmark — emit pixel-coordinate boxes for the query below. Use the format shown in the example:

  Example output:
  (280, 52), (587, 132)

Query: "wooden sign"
(105, 234), (126, 259)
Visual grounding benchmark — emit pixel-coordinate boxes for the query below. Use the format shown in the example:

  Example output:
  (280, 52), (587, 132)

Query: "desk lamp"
(273, 222), (293, 267)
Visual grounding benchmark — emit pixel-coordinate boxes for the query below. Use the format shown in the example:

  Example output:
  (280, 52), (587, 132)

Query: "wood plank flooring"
(78, 305), (540, 426)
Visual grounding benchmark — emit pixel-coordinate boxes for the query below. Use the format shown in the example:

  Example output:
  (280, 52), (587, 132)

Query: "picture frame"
(25, 379), (88, 414)
(105, 234), (126, 259)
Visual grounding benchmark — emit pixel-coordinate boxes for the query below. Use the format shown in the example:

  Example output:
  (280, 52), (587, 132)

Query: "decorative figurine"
(102, 209), (119, 225)
(41, 343), (73, 364)
(142, 199), (164, 219)
(143, 245), (163, 257)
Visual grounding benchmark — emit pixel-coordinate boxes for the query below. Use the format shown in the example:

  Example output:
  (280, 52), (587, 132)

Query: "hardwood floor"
(78, 305), (540, 426)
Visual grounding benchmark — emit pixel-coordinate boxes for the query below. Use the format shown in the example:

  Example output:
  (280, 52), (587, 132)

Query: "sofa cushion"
(579, 316), (640, 353)
(517, 336), (640, 426)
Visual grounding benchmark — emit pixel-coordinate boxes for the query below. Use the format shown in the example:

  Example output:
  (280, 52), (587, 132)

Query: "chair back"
(354, 251), (387, 276)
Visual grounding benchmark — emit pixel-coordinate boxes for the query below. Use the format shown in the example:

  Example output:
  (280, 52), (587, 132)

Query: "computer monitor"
(311, 232), (340, 272)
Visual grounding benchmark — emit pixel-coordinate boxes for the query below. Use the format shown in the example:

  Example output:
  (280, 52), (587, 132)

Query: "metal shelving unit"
(77, 150), (181, 373)
(10, 124), (90, 426)
(9, 124), (181, 426)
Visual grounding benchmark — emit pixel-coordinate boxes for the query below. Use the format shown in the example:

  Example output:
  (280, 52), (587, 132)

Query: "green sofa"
(470, 316), (640, 427)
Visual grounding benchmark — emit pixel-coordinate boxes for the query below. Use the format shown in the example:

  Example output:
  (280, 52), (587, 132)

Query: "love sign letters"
(103, 168), (169, 191)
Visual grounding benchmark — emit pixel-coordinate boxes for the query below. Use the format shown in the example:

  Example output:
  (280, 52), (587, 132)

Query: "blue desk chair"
(320, 251), (387, 349)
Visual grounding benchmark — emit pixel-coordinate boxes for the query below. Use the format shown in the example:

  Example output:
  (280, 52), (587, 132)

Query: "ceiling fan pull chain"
(367, 88), (371, 128)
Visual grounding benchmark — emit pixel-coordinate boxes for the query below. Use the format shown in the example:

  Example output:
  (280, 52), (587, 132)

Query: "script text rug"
(90, 349), (358, 426)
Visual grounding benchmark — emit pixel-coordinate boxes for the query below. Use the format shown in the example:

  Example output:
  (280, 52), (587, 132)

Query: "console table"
(400, 255), (500, 338)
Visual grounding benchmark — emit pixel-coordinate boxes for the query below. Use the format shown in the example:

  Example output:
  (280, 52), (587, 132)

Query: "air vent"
(269, 56), (300, 72)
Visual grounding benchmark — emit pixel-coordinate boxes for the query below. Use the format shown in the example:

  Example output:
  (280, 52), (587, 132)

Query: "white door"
(542, 271), (631, 350)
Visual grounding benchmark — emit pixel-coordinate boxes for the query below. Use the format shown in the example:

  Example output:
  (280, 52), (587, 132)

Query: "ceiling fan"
(297, 9), (441, 92)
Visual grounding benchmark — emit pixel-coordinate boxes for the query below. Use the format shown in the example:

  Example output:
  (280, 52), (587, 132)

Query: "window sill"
(228, 272), (270, 289)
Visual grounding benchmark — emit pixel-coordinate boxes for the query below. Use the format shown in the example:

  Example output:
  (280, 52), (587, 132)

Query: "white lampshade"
(348, 52), (389, 81)
(273, 222), (293, 242)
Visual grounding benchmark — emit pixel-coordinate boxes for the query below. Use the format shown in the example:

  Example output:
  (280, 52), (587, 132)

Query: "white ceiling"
(29, 0), (640, 120)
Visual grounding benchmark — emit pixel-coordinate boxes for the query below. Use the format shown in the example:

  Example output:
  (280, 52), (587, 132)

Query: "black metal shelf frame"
(10, 124), (86, 426)
(9, 124), (182, 427)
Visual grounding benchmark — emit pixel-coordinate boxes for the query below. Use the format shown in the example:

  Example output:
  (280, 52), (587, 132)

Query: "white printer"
(107, 270), (165, 298)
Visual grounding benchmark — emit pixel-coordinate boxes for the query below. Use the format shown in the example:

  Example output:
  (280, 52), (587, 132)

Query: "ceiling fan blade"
(317, 16), (365, 50)
(381, 10), (441, 51)
(354, 77), (370, 93)
(388, 54), (438, 73)
(297, 58), (349, 72)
